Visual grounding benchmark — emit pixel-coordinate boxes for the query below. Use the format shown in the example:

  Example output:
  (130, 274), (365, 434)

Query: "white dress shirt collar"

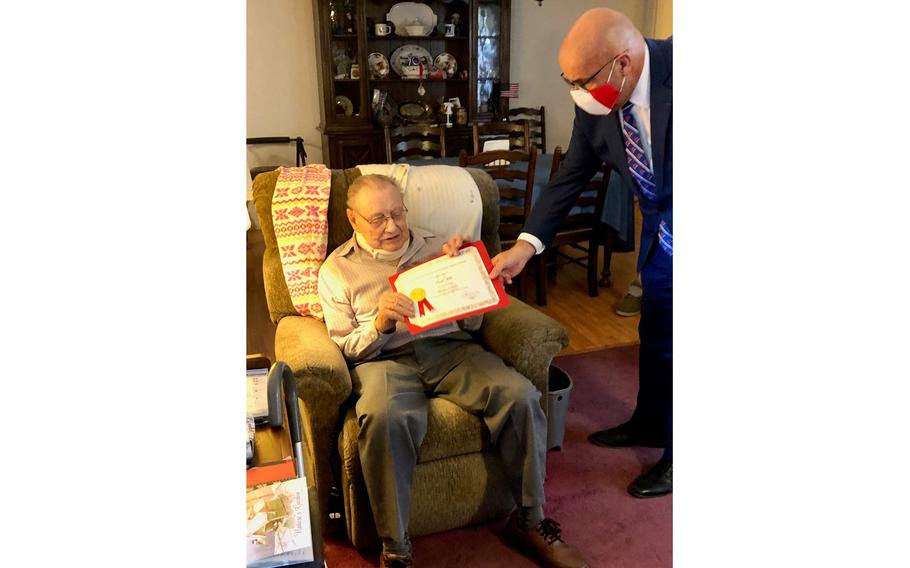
(629, 43), (651, 110)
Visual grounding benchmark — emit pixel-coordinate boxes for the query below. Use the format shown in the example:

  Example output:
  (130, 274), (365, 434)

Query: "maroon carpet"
(323, 345), (672, 567)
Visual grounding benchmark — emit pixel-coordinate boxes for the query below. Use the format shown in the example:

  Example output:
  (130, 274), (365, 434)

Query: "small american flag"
(501, 82), (519, 98)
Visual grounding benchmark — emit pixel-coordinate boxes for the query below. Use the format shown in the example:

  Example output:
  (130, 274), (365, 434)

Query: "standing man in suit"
(491, 8), (673, 498)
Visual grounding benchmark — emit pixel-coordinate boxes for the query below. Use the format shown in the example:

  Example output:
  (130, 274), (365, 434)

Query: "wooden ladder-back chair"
(535, 145), (610, 305)
(459, 146), (543, 303)
(384, 124), (446, 163)
(471, 120), (531, 155)
(507, 106), (546, 154)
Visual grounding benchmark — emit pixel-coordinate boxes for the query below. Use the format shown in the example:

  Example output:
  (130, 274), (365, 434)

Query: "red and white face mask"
(569, 58), (626, 116)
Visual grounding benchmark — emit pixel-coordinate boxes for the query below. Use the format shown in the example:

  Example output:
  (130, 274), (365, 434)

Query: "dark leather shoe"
(504, 511), (589, 568)
(588, 421), (666, 448)
(380, 551), (413, 568)
(629, 458), (672, 498)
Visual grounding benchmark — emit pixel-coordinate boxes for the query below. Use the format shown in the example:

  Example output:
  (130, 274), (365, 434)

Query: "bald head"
(559, 8), (645, 104)
(346, 174), (402, 210)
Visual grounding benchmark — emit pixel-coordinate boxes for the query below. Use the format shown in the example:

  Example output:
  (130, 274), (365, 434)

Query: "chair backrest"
(459, 145), (537, 242)
(549, 145), (609, 231)
(251, 166), (502, 324)
(471, 120), (531, 155)
(507, 106), (546, 154)
(384, 124), (446, 163)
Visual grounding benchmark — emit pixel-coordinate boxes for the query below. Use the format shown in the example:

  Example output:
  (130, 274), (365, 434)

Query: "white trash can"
(546, 365), (573, 450)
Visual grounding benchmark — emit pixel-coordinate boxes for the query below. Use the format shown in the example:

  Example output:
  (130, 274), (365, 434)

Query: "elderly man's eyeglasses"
(353, 207), (408, 229)
(560, 50), (628, 91)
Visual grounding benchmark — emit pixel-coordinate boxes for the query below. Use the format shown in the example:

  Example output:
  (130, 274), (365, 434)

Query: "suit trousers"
(350, 331), (548, 547)
(634, 239), (673, 461)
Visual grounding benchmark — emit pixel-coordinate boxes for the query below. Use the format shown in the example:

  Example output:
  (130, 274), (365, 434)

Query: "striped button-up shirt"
(317, 226), (482, 364)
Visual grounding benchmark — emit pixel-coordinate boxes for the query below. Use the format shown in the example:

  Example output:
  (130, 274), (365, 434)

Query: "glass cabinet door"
(475, 1), (502, 118)
(328, 0), (364, 121)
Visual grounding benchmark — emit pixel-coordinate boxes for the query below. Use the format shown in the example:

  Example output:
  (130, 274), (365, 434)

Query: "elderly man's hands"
(442, 234), (472, 257)
(375, 290), (416, 334)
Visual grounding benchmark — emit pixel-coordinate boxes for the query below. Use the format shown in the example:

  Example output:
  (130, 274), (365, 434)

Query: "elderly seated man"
(318, 174), (588, 568)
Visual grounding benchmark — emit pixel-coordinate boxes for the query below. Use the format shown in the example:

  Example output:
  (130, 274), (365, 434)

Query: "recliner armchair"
(252, 165), (569, 547)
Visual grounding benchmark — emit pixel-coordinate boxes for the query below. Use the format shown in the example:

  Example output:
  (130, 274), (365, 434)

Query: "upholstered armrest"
(479, 295), (569, 413)
(274, 314), (353, 527)
(275, 315), (352, 402)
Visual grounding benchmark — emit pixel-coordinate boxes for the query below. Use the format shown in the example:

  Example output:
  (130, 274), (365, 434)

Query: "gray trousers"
(350, 331), (547, 547)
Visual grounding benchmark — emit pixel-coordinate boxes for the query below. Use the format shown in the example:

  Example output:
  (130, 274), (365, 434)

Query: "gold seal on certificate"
(390, 241), (510, 333)
(409, 287), (435, 316)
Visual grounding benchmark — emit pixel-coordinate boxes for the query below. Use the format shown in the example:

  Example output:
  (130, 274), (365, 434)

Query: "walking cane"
(272, 361), (325, 567)
(274, 362), (305, 480)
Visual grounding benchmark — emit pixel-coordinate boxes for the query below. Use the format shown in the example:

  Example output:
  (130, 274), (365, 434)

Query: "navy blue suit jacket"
(523, 38), (672, 273)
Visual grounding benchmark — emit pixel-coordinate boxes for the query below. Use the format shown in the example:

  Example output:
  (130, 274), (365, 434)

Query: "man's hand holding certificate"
(389, 238), (509, 334)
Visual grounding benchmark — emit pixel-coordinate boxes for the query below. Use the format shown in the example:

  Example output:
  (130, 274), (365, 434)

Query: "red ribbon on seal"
(410, 288), (434, 316)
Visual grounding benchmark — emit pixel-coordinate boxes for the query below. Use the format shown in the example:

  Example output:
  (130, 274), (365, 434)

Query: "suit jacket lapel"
(647, 39), (672, 194)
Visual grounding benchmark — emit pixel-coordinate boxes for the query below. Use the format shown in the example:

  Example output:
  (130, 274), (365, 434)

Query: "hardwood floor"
(531, 202), (642, 355)
(246, 203), (642, 360)
(533, 251), (640, 355)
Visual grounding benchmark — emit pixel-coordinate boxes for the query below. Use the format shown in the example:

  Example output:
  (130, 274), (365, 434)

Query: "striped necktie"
(621, 102), (657, 201)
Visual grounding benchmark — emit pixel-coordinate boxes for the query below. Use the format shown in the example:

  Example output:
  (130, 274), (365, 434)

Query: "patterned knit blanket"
(272, 165), (331, 320)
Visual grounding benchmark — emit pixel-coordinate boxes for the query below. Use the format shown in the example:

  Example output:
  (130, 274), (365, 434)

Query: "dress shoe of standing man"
(491, 8), (673, 498)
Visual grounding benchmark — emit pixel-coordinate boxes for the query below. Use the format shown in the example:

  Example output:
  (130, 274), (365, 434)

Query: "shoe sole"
(629, 487), (672, 499)
(587, 432), (665, 449)
(614, 309), (640, 317)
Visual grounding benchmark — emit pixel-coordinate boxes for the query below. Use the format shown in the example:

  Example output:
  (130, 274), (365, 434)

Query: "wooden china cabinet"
(313, 0), (512, 168)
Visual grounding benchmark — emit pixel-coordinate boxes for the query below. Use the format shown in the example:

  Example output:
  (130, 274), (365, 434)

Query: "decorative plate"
(387, 2), (437, 36)
(390, 44), (432, 77)
(368, 52), (390, 79)
(334, 95), (354, 117)
(433, 52), (457, 78)
(398, 100), (433, 121)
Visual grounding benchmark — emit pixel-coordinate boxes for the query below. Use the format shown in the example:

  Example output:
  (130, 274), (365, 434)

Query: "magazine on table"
(246, 459), (314, 567)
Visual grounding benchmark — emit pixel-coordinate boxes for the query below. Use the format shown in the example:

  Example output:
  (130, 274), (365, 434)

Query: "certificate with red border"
(389, 240), (509, 334)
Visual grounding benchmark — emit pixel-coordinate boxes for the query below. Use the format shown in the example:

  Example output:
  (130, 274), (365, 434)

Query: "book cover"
(246, 460), (314, 567)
